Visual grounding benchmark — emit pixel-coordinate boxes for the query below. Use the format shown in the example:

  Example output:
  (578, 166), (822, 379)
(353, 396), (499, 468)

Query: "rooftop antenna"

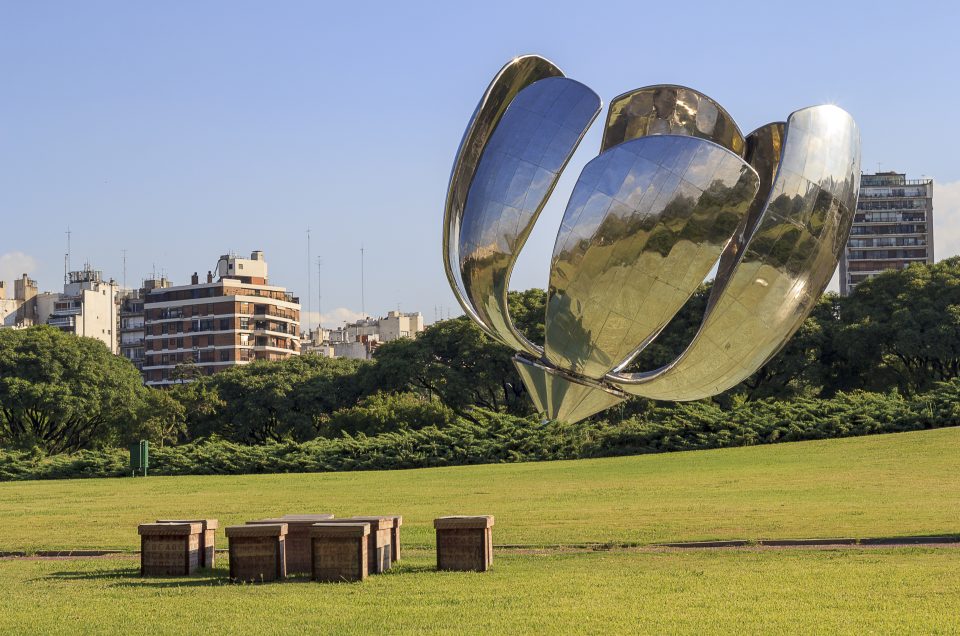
(360, 243), (366, 318)
(121, 249), (127, 290)
(306, 227), (312, 336)
(317, 256), (323, 332)
(64, 226), (72, 283)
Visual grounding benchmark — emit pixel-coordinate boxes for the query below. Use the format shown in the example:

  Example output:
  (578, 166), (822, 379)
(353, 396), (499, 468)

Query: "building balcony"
(47, 315), (77, 328)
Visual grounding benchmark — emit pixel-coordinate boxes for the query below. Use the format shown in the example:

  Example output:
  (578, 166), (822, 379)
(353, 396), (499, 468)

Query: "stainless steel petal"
(602, 85), (746, 157)
(513, 354), (626, 422)
(444, 55), (565, 340)
(609, 105), (860, 399)
(458, 76), (601, 353)
(544, 135), (759, 379)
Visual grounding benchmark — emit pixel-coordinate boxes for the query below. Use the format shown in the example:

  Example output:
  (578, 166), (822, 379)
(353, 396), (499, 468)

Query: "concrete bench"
(322, 516), (394, 573)
(138, 522), (202, 576)
(156, 518), (218, 568)
(246, 517), (331, 574)
(310, 522), (370, 582)
(225, 523), (288, 582)
(435, 516), (494, 572)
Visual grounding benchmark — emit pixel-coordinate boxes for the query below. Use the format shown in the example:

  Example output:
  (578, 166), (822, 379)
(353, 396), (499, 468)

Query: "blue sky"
(2, 1), (959, 328)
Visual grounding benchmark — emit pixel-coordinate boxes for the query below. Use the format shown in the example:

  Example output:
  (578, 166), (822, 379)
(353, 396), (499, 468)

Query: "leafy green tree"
(0, 326), (147, 453)
(322, 391), (456, 437)
(191, 355), (369, 443)
(130, 389), (186, 448)
(834, 257), (960, 394)
(371, 317), (531, 416)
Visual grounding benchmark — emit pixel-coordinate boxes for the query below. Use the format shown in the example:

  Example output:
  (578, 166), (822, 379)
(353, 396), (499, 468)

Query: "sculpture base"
(513, 355), (627, 423)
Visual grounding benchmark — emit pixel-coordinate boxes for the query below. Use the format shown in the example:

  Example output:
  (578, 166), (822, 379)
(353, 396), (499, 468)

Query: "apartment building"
(840, 171), (934, 295)
(119, 278), (170, 370)
(41, 266), (119, 352)
(0, 283), (19, 327)
(141, 251), (300, 386)
(0, 274), (39, 328)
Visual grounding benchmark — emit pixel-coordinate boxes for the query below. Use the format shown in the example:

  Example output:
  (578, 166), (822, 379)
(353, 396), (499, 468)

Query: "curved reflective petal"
(710, 122), (785, 306)
(513, 355), (626, 423)
(544, 135), (759, 379)
(602, 85), (746, 157)
(458, 76), (601, 353)
(609, 105), (861, 400)
(443, 55), (565, 340)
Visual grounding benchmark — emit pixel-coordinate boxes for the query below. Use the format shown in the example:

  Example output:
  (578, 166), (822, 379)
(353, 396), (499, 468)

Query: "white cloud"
(300, 307), (367, 329)
(0, 252), (38, 286)
(935, 180), (960, 261)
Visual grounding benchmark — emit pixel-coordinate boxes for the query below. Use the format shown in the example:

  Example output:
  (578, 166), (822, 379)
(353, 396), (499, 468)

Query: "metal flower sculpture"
(443, 55), (861, 423)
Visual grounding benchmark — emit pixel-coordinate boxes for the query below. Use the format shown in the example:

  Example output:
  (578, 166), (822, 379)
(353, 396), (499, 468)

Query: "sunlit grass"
(1, 428), (959, 551)
(1, 548), (958, 634)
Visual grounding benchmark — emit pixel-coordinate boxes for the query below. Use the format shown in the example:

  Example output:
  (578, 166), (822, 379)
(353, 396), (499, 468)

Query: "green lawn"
(1, 548), (958, 634)
(1, 428), (959, 551)
(2, 429), (959, 634)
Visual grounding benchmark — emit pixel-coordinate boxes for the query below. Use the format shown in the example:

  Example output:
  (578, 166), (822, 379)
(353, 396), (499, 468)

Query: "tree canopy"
(0, 326), (148, 452)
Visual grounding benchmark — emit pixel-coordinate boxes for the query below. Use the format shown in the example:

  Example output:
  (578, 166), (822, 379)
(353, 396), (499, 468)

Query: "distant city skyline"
(3, 1), (960, 327)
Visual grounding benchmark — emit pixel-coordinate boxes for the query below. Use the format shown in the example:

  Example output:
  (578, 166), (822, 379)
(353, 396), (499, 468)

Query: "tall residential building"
(141, 251), (301, 386)
(119, 278), (170, 370)
(840, 171), (934, 296)
(45, 266), (120, 352)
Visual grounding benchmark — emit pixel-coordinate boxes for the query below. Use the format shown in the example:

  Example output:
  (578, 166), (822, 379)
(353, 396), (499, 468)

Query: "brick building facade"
(141, 252), (300, 386)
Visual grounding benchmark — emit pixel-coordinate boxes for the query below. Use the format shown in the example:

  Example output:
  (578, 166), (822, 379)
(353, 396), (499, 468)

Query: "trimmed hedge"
(2, 380), (959, 481)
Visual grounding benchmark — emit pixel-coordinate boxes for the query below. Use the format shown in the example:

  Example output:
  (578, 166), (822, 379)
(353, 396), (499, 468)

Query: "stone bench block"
(246, 517), (332, 574)
(435, 516), (494, 572)
(138, 522), (202, 576)
(310, 522), (370, 582)
(156, 518), (218, 568)
(225, 523), (288, 582)
(322, 516), (394, 573)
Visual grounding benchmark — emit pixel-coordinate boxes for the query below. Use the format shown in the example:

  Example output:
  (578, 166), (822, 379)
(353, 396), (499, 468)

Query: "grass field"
(1, 548), (959, 634)
(1, 428), (959, 551)
(2, 429), (960, 633)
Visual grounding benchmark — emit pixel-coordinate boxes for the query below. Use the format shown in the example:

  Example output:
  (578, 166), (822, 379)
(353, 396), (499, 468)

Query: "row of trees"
(3, 258), (960, 454)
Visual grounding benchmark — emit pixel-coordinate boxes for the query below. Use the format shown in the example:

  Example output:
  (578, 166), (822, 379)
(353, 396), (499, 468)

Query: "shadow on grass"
(380, 563), (435, 576)
(43, 563), (435, 587)
(46, 567), (229, 587)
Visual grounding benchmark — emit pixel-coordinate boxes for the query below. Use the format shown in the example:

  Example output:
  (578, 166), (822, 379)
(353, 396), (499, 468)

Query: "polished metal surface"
(458, 76), (601, 354)
(513, 355), (627, 423)
(609, 105), (860, 399)
(443, 55), (564, 341)
(444, 55), (600, 352)
(444, 56), (861, 422)
(544, 134), (759, 379)
(602, 86), (745, 156)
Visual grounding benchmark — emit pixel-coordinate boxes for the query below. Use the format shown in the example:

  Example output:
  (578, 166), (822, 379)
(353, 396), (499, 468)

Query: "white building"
(319, 311), (425, 360)
(0, 283), (20, 327)
(0, 275), (39, 328)
(45, 266), (120, 353)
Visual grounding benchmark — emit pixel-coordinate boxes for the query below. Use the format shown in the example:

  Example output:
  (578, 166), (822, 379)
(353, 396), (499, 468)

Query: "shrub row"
(2, 380), (959, 481)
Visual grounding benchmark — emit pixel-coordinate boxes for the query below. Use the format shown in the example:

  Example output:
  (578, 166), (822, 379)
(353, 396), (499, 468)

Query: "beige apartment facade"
(142, 252), (300, 386)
